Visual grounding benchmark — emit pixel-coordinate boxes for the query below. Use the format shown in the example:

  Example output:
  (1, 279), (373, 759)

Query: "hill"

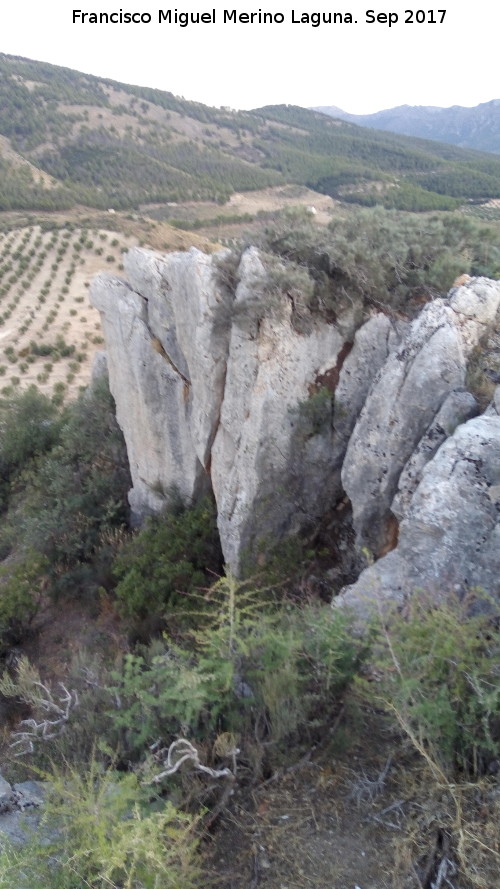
(2, 53), (500, 214)
(313, 99), (500, 154)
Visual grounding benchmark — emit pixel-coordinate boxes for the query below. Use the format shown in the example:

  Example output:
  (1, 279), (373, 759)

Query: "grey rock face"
(391, 389), (478, 521)
(211, 249), (348, 572)
(332, 312), (405, 465)
(336, 413), (500, 618)
(91, 246), (363, 571)
(91, 247), (232, 521)
(342, 278), (500, 557)
(13, 781), (47, 810)
(92, 247), (500, 602)
(0, 775), (47, 848)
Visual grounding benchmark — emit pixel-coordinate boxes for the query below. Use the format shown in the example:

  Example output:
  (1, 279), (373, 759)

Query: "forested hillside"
(2, 53), (500, 212)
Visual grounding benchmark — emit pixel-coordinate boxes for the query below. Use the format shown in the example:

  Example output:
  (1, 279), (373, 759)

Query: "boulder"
(0, 775), (48, 848)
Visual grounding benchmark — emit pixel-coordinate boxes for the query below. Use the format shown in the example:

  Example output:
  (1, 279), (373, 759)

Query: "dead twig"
(366, 798), (407, 830)
(148, 738), (238, 783)
(349, 755), (392, 806)
(10, 682), (79, 755)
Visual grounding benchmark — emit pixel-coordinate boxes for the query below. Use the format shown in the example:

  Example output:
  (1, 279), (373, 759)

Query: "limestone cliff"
(338, 276), (500, 615)
(336, 411), (500, 619)
(91, 249), (500, 608)
(91, 245), (369, 572)
(341, 278), (500, 557)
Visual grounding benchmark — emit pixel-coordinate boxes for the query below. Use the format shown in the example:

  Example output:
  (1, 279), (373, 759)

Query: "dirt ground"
(204, 744), (397, 889)
(223, 186), (337, 226)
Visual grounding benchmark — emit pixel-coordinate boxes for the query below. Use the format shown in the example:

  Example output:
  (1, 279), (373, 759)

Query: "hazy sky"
(2, 1), (499, 113)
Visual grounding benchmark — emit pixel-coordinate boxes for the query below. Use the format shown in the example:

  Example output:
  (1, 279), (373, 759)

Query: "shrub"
(361, 592), (500, 778)
(107, 576), (365, 761)
(0, 385), (61, 484)
(113, 496), (222, 623)
(6, 378), (130, 584)
(0, 761), (199, 889)
(0, 549), (49, 649)
(247, 205), (500, 319)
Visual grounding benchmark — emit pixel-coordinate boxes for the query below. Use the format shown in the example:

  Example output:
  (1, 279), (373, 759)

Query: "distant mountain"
(2, 53), (500, 214)
(312, 101), (500, 154)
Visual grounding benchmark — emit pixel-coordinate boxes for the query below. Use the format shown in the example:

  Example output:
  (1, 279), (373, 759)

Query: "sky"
(2, 1), (499, 114)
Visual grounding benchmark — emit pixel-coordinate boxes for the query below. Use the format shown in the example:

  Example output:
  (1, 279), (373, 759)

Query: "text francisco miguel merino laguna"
(72, 8), (397, 27)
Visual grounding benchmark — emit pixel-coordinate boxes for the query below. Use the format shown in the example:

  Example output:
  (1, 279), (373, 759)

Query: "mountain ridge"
(312, 99), (500, 154)
(1, 52), (500, 213)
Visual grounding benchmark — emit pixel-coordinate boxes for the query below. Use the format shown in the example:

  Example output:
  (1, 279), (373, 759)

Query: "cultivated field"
(0, 223), (138, 400)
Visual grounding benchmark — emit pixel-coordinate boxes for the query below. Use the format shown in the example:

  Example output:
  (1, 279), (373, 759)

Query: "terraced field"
(0, 224), (138, 400)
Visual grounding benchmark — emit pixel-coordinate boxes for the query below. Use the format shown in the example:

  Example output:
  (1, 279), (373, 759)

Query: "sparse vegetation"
(361, 592), (500, 779)
(217, 206), (500, 329)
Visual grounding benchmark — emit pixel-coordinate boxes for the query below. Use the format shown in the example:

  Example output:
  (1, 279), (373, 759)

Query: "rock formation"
(0, 775), (47, 846)
(91, 250), (500, 609)
(341, 278), (500, 557)
(336, 411), (500, 619)
(338, 277), (500, 615)
(91, 245), (371, 572)
(91, 248), (231, 518)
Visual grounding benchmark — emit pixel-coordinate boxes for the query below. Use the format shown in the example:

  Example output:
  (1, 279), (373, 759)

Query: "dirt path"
(205, 720), (401, 889)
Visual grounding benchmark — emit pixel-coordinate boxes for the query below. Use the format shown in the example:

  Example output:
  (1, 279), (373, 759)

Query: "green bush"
(0, 761), (199, 889)
(0, 385), (61, 509)
(113, 496), (222, 623)
(5, 378), (130, 587)
(0, 549), (48, 649)
(362, 592), (500, 777)
(107, 576), (365, 760)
